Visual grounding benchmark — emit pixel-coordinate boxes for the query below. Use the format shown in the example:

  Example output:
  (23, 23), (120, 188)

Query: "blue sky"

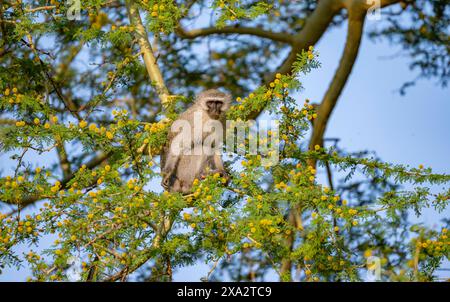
(1, 13), (449, 281)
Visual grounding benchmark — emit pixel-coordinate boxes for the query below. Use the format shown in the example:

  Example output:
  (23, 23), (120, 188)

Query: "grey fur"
(161, 89), (231, 194)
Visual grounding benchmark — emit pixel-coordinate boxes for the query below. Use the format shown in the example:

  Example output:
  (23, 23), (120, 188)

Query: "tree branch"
(125, 0), (170, 106)
(280, 1), (367, 280)
(54, 135), (71, 180)
(103, 214), (175, 282)
(308, 5), (366, 155)
(176, 25), (295, 44)
(2, 152), (110, 209)
(252, 0), (401, 121)
(0, 119), (16, 125)
(268, 0), (344, 82)
(245, 0), (344, 121)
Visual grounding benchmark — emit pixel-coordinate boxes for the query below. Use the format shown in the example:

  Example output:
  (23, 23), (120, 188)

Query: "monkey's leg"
(169, 177), (183, 193)
(200, 155), (230, 184)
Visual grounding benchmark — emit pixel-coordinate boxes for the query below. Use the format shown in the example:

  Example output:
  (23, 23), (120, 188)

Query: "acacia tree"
(0, 0), (449, 281)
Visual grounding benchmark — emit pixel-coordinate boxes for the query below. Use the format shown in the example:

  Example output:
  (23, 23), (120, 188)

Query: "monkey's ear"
(199, 99), (210, 111)
(195, 92), (210, 111)
(221, 94), (232, 111)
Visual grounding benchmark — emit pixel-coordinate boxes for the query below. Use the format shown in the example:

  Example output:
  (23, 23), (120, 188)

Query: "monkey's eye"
(207, 101), (222, 110)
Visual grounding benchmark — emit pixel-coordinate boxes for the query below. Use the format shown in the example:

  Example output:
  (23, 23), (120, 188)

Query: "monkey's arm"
(161, 149), (181, 189)
(161, 149), (178, 174)
(161, 128), (180, 189)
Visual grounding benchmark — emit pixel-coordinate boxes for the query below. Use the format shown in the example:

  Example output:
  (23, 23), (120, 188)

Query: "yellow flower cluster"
(89, 123), (98, 132)
(288, 164), (317, 185)
(144, 121), (166, 133)
(183, 213), (191, 221)
(79, 120), (87, 128)
(307, 46), (315, 60)
(127, 178), (138, 190)
(112, 109), (128, 117)
(275, 181), (288, 190)
(249, 218), (280, 235)
(50, 181), (61, 194)
(77, 119), (115, 141)
(17, 219), (36, 235)
(0, 233), (11, 245)
(89, 12), (109, 30)
(417, 235), (448, 255)
(300, 99), (317, 120)
(148, 2), (165, 17)
(4, 87), (22, 103)
(259, 219), (273, 226)
(111, 24), (132, 32)
(348, 209), (358, 215)
(266, 73), (289, 97)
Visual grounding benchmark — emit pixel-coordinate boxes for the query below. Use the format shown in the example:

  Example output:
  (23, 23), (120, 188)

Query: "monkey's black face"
(206, 100), (223, 119)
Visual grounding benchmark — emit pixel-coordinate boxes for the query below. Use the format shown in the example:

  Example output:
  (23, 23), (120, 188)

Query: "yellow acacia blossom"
(79, 120), (87, 128)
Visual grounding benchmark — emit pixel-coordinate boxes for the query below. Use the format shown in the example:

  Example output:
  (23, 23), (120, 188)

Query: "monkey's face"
(206, 100), (224, 119)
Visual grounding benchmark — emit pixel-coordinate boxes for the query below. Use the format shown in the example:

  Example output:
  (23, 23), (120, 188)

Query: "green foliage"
(212, 0), (272, 28)
(140, 0), (183, 34)
(0, 0), (449, 282)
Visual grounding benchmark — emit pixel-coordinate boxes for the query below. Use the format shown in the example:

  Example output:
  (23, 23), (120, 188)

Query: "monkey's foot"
(161, 173), (174, 190)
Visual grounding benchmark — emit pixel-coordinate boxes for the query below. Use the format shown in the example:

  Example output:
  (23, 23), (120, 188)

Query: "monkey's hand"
(161, 170), (174, 190)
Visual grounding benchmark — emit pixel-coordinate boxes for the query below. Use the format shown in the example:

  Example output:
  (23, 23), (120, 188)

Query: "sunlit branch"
(125, 0), (170, 106)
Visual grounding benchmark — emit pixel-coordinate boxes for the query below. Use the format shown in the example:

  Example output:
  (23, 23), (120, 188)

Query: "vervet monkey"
(161, 89), (231, 194)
